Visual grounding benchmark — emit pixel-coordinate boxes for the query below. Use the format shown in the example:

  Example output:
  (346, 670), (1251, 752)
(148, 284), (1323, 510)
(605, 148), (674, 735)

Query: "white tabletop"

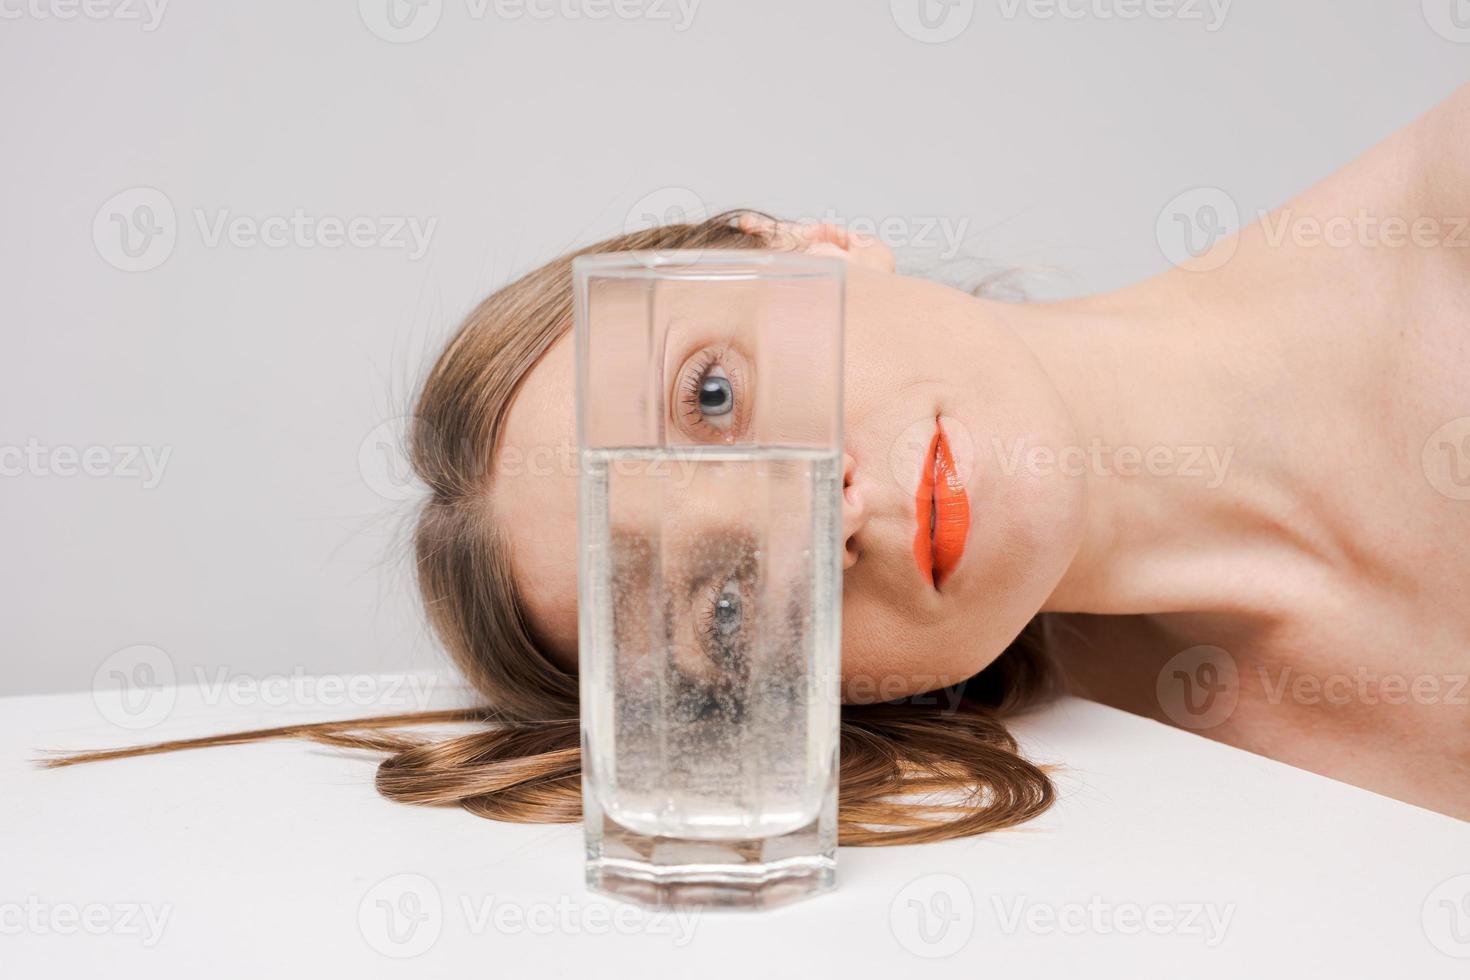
(4, 676), (1468, 978)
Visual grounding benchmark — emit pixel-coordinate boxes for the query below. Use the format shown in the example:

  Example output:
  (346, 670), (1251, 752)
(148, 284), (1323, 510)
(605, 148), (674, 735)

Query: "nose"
(841, 452), (866, 570)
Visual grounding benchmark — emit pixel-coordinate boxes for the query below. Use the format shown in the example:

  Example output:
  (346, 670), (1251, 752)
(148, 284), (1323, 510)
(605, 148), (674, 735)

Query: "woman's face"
(494, 233), (1087, 700)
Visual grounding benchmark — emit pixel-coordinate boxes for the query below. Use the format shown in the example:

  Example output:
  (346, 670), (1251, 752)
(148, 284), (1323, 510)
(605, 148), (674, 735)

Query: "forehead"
(496, 332), (579, 664)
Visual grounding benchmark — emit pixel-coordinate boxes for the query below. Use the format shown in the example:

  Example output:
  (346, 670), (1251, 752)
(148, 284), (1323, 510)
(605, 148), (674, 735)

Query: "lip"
(913, 421), (971, 589)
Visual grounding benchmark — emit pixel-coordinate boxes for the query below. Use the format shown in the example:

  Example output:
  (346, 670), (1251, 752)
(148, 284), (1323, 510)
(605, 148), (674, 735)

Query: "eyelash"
(676, 347), (741, 438)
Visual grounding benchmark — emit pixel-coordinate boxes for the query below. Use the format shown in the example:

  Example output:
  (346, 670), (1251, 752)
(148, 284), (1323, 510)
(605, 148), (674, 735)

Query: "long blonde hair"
(46, 213), (1057, 845)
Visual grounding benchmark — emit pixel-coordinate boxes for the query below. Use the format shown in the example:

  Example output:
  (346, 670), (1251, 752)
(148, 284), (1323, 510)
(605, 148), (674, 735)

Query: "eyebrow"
(608, 524), (760, 601)
(603, 522), (760, 684)
(600, 523), (814, 709)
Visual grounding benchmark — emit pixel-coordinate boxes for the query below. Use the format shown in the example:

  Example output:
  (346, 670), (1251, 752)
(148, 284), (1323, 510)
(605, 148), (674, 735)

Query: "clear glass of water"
(574, 250), (844, 910)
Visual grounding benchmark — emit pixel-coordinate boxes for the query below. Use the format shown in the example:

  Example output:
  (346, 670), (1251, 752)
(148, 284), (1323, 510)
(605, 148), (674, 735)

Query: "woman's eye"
(712, 584), (742, 638)
(678, 351), (743, 436)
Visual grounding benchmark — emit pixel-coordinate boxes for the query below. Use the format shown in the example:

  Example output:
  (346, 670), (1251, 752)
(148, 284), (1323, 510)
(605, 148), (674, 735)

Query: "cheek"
(843, 333), (930, 419)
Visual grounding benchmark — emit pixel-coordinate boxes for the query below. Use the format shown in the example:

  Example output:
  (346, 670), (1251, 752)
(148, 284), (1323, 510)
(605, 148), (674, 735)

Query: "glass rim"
(572, 249), (845, 282)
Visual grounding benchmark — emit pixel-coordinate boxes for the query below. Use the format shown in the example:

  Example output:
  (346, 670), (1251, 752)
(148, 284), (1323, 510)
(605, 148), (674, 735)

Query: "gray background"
(3, 0), (1466, 696)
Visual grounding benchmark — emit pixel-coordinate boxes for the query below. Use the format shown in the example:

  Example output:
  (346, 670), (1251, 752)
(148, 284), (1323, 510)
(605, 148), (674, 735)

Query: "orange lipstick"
(913, 424), (971, 589)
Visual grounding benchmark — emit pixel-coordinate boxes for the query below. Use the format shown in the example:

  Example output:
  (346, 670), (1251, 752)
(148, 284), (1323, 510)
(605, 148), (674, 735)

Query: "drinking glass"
(574, 249), (844, 910)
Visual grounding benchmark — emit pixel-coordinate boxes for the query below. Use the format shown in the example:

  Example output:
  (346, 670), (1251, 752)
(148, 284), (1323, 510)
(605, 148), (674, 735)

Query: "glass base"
(586, 814), (836, 911)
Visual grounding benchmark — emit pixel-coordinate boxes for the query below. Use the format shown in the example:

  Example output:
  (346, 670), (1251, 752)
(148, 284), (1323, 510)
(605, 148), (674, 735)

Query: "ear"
(736, 214), (896, 273)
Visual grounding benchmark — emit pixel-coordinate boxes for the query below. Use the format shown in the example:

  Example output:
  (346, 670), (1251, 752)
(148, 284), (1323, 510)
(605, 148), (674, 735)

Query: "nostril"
(842, 452), (856, 489)
(840, 470), (864, 572)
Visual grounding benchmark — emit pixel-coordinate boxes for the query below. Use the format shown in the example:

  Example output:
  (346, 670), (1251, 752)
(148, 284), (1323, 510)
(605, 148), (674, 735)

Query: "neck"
(987, 274), (1317, 622)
